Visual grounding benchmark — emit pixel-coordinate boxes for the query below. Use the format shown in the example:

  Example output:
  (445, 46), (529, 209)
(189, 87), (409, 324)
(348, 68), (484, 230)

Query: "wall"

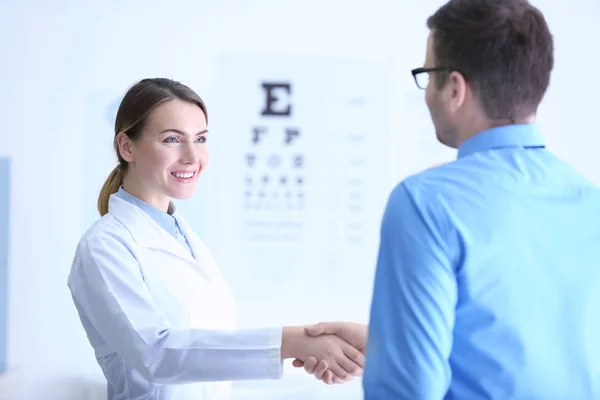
(0, 158), (9, 375)
(0, 0), (598, 398)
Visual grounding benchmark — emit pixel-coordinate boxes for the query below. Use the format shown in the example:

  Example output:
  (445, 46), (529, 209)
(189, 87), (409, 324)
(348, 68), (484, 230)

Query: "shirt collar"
(457, 123), (545, 159)
(114, 187), (179, 235)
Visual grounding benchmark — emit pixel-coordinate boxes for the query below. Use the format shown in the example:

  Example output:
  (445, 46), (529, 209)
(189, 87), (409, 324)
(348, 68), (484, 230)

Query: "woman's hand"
(281, 326), (364, 383)
(292, 356), (339, 384)
(291, 322), (368, 384)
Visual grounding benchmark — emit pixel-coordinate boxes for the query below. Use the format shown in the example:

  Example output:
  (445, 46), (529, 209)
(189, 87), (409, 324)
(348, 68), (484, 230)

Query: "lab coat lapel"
(174, 216), (221, 279)
(107, 195), (198, 266)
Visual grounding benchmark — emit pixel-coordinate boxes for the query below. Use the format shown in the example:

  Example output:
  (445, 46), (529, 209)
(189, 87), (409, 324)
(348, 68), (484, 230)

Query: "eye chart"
(209, 56), (394, 326)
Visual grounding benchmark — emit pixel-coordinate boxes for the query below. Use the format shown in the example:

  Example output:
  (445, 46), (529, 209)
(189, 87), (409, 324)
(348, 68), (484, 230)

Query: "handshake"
(281, 322), (368, 385)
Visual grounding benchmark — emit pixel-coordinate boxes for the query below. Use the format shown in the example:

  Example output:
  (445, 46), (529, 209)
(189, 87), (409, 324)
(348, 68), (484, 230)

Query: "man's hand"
(306, 322), (368, 352)
(292, 322), (368, 384)
(282, 325), (363, 384)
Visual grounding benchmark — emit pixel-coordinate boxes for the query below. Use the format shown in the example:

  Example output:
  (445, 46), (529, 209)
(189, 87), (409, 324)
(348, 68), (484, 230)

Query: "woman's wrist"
(281, 325), (306, 360)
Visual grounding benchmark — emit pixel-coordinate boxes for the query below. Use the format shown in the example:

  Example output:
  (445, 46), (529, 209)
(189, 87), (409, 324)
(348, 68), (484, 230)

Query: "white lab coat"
(67, 195), (283, 400)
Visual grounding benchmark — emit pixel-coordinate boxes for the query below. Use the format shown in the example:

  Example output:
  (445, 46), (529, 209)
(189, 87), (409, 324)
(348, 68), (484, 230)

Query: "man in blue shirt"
(297, 0), (600, 398)
(361, 0), (600, 398)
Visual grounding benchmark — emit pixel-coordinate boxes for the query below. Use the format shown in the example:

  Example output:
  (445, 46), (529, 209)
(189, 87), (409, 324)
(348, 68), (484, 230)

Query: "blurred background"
(0, 0), (598, 398)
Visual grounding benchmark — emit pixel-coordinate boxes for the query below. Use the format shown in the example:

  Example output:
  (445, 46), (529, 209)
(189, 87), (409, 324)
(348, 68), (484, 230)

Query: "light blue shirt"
(363, 124), (600, 399)
(115, 187), (193, 255)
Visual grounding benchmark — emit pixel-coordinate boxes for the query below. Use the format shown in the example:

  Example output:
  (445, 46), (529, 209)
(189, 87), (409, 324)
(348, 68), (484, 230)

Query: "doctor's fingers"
(292, 357), (336, 384)
(336, 340), (364, 376)
(301, 356), (318, 373)
(311, 358), (330, 381)
(343, 344), (365, 376)
(291, 359), (304, 368)
(327, 346), (364, 380)
(311, 360), (353, 384)
(305, 358), (333, 385)
(305, 357), (339, 385)
(322, 370), (338, 385)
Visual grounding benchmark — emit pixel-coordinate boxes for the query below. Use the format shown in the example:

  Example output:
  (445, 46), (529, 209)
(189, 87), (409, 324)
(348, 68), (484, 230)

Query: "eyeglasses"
(411, 67), (454, 89)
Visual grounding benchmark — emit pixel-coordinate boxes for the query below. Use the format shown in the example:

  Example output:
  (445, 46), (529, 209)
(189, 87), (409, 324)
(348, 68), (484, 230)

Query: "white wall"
(0, 0), (598, 398)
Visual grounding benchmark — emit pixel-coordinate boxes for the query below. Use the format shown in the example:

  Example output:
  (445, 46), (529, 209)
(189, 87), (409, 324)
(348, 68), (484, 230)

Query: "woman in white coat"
(67, 78), (365, 399)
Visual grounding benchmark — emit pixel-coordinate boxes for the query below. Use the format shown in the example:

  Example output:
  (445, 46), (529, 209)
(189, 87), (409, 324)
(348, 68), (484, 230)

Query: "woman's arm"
(68, 229), (363, 384)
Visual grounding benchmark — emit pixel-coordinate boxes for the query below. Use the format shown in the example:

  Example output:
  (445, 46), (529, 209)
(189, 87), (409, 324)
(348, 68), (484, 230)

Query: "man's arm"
(363, 182), (457, 399)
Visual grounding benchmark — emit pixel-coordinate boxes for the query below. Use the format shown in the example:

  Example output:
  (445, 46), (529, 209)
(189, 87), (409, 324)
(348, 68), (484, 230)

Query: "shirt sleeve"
(363, 182), (457, 399)
(67, 228), (283, 384)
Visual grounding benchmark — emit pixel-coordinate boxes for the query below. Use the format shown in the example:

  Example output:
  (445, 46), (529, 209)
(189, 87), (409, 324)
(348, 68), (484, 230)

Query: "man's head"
(416, 0), (554, 148)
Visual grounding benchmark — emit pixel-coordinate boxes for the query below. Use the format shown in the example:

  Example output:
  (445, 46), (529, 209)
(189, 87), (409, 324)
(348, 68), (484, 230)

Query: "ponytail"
(97, 165), (125, 216)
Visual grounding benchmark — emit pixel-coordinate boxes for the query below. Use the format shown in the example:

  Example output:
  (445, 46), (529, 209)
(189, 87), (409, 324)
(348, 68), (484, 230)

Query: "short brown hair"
(97, 78), (208, 216)
(427, 0), (554, 121)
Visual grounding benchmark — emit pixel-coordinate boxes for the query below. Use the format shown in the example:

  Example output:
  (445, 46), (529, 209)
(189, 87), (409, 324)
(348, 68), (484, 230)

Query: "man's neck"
(456, 115), (536, 148)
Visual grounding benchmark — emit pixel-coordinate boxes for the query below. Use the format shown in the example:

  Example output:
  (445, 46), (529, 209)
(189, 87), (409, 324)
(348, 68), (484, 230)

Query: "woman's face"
(118, 98), (209, 210)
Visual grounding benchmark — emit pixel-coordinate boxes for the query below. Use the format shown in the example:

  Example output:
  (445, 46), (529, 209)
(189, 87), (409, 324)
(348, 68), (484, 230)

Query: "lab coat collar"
(107, 194), (199, 267)
(174, 216), (222, 279)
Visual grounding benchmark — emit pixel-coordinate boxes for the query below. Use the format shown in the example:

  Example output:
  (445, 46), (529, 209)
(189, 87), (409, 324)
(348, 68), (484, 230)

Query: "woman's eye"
(196, 136), (207, 144)
(165, 137), (178, 143)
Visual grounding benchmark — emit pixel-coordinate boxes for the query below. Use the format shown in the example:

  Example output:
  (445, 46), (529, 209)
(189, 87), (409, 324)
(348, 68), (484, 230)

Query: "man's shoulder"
(383, 164), (457, 219)
(389, 160), (495, 222)
(400, 161), (466, 196)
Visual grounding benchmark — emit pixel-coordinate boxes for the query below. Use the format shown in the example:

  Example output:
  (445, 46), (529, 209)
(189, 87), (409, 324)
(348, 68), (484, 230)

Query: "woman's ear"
(116, 133), (135, 163)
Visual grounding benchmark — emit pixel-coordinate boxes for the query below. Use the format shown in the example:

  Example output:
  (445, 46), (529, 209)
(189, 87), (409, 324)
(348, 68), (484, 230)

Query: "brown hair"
(97, 78), (208, 216)
(427, 0), (554, 121)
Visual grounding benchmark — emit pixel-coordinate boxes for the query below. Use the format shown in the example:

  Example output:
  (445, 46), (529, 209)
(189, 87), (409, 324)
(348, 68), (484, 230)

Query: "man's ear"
(447, 71), (468, 114)
(116, 133), (135, 163)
